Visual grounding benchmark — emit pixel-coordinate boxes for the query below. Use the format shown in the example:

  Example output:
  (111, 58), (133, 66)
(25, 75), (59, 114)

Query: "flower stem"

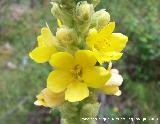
(60, 91), (100, 124)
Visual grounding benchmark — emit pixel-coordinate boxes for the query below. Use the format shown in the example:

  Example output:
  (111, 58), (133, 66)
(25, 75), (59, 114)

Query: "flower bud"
(76, 1), (93, 22)
(51, 2), (73, 27)
(56, 26), (78, 45)
(91, 9), (110, 30)
(51, 2), (61, 19)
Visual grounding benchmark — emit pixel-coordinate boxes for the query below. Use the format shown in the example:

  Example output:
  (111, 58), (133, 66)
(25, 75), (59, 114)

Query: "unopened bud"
(76, 1), (93, 22)
(92, 10), (110, 29)
(51, 2), (73, 27)
(56, 26), (78, 45)
(51, 2), (62, 19)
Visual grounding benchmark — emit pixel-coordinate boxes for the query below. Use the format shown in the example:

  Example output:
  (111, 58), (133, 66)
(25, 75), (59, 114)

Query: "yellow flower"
(29, 27), (57, 63)
(100, 69), (123, 96)
(47, 50), (111, 102)
(34, 88), (64, 108)
(86, 22), (128, 64)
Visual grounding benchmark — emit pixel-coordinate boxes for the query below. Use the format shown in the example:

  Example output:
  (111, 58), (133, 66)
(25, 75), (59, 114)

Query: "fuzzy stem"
(60, 91), (100, 124)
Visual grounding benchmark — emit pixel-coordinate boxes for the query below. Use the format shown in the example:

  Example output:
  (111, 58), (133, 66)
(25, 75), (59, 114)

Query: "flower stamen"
(71, 65), (83, 82)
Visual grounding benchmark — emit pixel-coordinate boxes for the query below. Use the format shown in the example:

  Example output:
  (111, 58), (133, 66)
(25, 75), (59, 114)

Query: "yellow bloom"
(100, 69), (123, 96)
(29, 27), (57, 63)
(47, 50), (111, 102)
(34, 88), (64, 108)
(86, 22), (128, 64)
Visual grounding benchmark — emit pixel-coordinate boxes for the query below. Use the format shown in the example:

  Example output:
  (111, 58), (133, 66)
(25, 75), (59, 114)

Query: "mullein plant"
(29, 0), (128, 124)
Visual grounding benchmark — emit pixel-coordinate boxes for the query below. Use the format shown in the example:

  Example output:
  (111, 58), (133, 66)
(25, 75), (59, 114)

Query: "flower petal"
(94, 51), (123, 64)
(38, 27), (57, 47)
(100, 85), (120, 95)
(65, 81), (89, 102)
(42, 88), (64, 107)
(98, 22), (115, 40)
(29, 47), (57, 63)
(86, 28), (98, 49)
(75, 50), (97, 68)
(34, 88), (65, 108)
(34, 92), (47, 107)
(107, 33), (128, 52)
(82, 66), (111, 88)
(49, 52), (75, 69)
(47, 70), (72, 93)
(106, 72), (123, 86)
(37, 35), (47, 47)
(102, 52), (123, 61)
(57, 19), (62, 27)
(86, 23), (115, 50)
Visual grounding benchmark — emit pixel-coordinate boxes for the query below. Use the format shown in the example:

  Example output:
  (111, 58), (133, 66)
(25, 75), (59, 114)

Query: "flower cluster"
(29, 0), (128, 108)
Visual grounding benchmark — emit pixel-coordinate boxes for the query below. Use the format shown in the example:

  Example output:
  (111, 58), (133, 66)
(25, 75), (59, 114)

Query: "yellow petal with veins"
(47, 70), (72, 93)
(82, 66), (111, 88)
(75, 50), (97, 68)
(39, 27), (57, 47)
(65, 81), (89, 102)
(98, 22), (115, 40)
(29, 47), (56, 63)
(49, 52), (75, 69)
(106, 33), (128, 52)
(100, 85), (120, 95)
(86, 28), (98, 49)
(34, 88), (64, 108)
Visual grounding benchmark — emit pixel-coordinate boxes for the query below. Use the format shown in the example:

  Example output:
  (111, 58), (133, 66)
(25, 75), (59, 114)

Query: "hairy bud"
(51, 2), (62, 19)
(91, 9), (110, 30)
(76, 1), (93, 22)
(56, 26), (78, 45)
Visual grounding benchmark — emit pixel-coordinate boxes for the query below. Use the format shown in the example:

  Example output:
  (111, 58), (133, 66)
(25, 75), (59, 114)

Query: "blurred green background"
(0, 0), (159, 124)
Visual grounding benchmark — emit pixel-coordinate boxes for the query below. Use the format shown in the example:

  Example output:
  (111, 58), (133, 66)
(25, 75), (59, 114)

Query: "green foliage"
(0, 6), (57, 124)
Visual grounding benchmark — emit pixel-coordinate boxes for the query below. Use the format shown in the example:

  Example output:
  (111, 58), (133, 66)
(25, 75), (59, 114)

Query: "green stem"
(60, 91), (100, 124)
